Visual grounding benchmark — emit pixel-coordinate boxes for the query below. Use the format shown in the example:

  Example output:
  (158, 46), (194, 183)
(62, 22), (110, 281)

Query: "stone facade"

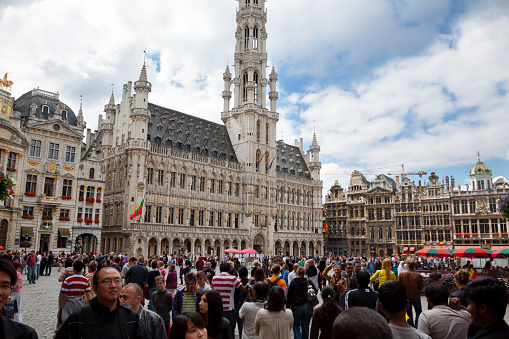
(100, 0), (323, 257)
(3, 88), (105, 253)
(324, 160), (509, 257)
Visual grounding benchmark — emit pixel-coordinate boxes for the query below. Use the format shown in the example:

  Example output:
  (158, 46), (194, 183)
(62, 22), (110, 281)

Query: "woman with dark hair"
(332, 307), (392, 339)
(147, 260), (161, 311)
(255, 286), (293, 338)
(199, 290), (232, 339)
(170, 312), (207, 339)
(310, 286), (342, 339)
(248, 267), (266, 285)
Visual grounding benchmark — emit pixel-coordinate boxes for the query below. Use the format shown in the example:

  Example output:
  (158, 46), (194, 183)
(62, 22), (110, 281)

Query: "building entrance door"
(39, 234), (50, 253)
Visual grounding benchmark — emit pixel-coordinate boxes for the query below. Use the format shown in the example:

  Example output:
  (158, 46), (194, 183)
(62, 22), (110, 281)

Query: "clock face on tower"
(136, 182), (145, 191)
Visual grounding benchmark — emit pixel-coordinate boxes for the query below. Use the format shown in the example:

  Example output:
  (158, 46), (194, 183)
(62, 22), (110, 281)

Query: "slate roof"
(275, 140), (311, 179)
(81, 130), (103, 161)
(146, 103), (238, 163)
(14, 90), (78, 126)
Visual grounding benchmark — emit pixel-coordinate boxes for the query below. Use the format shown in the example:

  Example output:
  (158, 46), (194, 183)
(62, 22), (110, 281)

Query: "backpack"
(307, 281), (319, 306)
(265, 277), (282, 290)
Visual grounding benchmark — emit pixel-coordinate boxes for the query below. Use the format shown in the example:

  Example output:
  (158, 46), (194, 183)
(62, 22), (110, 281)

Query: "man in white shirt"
(418, 283), (471, 339)
(379, 281), (430, 339)
(36, 251), (42, 280)
(287, 263), (300, 286)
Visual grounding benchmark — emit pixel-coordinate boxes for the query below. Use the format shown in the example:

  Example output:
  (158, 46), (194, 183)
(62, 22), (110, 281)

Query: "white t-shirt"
(389, 324), (431, 339)
(36, 255), (42, 264)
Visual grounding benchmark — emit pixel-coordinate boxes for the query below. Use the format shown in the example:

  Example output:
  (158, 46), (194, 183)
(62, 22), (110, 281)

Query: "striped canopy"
(453, 248), (491, 258)
(415, 248), (452, 257)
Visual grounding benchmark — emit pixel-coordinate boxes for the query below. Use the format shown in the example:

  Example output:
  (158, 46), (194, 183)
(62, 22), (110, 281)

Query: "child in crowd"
(152, 275), (172, 332)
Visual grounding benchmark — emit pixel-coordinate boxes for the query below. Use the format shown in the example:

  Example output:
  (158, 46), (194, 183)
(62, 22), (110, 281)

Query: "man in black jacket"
(0, 259), (38, 338)
(55, 266), (145, 339)
(45, 251), (54, 276)
(124, 256), (149, 291)
(343, 270), (378, 310)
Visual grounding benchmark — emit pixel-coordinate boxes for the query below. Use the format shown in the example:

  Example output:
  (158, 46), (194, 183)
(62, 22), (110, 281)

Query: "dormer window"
(42, 105), (50, 115)
(61, 109), (67, 120)
(89, 168), (95, 179)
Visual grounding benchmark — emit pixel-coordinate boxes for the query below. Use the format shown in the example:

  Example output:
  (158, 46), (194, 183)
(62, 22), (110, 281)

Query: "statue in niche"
(30, 102), (37, 116)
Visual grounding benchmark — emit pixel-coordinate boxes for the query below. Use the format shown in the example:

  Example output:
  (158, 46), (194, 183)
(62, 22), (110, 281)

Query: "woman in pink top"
(11, 261), (23, 323)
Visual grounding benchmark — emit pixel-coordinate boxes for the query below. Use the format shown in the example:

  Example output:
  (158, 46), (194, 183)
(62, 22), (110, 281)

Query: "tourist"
(288, 263), (300, 286)
(195, 256), (205, 271)
(120, 283), (166, 339)
(45, 251), (54, 276)
(370, 258), (397, 288)
(379, 281), (430, 339)
(460, 278), (509, 338)
(26, 251), (37, 284)
(211, 262), (247, 338)
(151, 275), (172, 332)
(122, 256), (136, 279)
(173, 272), (202, 316)
(199, 290), (232, 339)
(265, 264), (287, 293)
(428, 271), (443, 284)
(239, 282), (268, 339)
(59, 260), (92, 325)
(157, 261), (166, 278)
(332, 307), (392, 339)
(196, 271), (212, 291)
(85, 261), (98, 298)
(165, 264), (178, 297)
(322, 261), (347, 303)
(305, 259), (320, 291)
(448, 269), (469, 308)
(343, 261), (355, 287)
(124, 256), (149, 291)
(55, 266), (144, 338)
(287, 266), (315, 339)
(11, 261), (23, 323)
(170, 312), (207, 339)
(418, 283), (471, 338)
(248, 267), (266, 286)
(344, 270), (378, 310)
(147, 260), (161, 311)
(0, 259), (38, 337)
(203, 261), (215, 282)
(397, 258), (424, 328)
(310, 286), (342, 339)
(255, 286), (293, 338)
(250, 260), (260, 277)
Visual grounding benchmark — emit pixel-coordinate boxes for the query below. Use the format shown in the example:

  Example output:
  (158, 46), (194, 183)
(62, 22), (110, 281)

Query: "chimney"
(451, 176), (455, 189)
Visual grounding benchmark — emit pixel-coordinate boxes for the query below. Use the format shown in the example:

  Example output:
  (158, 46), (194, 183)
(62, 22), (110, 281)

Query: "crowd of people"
(0, 250), (508, 338)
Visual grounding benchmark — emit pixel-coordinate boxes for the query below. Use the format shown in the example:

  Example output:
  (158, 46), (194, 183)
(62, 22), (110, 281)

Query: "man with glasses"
(0, 259), (38, 338)
(120, 283), (166, 339)
(55, 266), (144, 338)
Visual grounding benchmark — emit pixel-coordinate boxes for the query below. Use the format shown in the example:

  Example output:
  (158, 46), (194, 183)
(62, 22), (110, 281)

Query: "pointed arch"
(255, 149), (261, 172)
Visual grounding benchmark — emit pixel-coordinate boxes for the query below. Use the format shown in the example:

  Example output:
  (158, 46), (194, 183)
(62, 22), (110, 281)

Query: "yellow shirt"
(370, 269), (396, 286)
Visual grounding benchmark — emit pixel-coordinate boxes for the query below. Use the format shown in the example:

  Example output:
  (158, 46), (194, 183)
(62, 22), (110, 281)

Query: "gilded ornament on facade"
(48, 161), (57, 173)
(28, 160), (40, 166)
(63, 166), (74, 171)
(0, 73), (13, 90)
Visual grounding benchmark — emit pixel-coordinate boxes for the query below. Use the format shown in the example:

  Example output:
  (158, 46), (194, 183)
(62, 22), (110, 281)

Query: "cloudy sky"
(2, 0), (508, 195)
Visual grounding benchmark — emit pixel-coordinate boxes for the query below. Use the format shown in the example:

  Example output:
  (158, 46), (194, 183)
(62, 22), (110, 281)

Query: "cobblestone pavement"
(18, 268), (509, 339)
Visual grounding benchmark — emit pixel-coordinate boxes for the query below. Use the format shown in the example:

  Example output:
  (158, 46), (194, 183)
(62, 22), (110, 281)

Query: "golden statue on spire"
(0, 73), (14, 90)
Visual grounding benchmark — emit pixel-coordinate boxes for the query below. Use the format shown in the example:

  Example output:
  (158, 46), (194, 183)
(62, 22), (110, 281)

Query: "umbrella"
(241, 248), (258, 254)
(0, 246), (3, 250)
(443, 248), (457, 254)
(415, 248), (451, 257)
(453, 248), (491, 258)
(223, 248), (241, 254)
(491, 248), (509, 258)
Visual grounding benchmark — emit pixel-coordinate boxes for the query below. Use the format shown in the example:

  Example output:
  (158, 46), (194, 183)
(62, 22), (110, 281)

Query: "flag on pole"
(469, 267), (478, 279)
(259, 151), (267, 163)
(323, 220), (329, 235)
(130, 199), (144, 220)
(268, 153), (277, 169)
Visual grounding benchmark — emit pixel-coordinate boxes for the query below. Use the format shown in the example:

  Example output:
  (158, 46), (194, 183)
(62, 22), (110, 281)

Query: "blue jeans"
(27, 266), (36, 283)
(224, 310), (236, 339)
(36, 264), (40, 279)
(147, 286), (157, 311)
(292, 302), (313, 339)
(407, 298), (422, 328)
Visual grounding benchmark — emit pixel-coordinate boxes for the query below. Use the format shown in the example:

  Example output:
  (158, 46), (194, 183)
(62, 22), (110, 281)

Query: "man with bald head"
(121, 283), (166, 339)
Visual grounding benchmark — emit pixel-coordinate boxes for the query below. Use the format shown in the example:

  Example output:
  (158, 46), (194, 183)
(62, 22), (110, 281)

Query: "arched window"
(265, 123), (269, 144)
(255, 149), (261, 172)
(42, 105), (49, 115)
(244, 27), (249, 52)
(243, 73), (248, 102)
(89, 168), (95, 179)
(253, 27), (258, 51)
(265, 152), (269, 173)
(256, 120), (261, 142)
(253, 72), (259, 102)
